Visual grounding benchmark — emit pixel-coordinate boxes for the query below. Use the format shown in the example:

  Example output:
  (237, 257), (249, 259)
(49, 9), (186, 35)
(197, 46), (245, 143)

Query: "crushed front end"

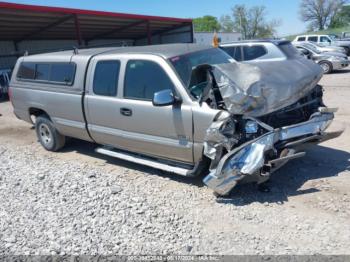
(199, 60), (343, 196)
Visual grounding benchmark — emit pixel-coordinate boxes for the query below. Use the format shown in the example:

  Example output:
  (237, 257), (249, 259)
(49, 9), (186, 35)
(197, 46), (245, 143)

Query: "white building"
(194, 32), (242, 45)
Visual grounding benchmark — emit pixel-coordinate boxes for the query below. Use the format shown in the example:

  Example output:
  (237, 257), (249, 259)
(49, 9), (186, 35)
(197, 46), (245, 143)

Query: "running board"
(95, 147), (193, 176)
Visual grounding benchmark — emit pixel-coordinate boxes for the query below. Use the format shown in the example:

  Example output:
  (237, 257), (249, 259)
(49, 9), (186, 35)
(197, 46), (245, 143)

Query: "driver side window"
(124, 60), (175, 101)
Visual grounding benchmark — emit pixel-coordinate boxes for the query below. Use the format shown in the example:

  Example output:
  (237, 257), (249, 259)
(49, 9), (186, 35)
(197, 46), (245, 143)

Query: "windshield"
(169, 48), (232, 88)
(303, 43), (321, 54)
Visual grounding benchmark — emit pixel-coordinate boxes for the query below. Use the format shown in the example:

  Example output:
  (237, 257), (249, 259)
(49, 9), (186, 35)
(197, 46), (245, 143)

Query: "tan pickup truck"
(9, 43), (342, 196)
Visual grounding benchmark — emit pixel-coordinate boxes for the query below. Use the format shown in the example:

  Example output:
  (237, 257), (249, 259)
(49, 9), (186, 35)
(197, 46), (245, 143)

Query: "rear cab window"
(297, 37), (306, 41)
(93, 60), (120, 96)
(17, 62), (76, 85)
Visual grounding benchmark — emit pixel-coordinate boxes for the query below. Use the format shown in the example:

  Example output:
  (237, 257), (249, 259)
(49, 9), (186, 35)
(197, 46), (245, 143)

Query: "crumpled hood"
(212, 58), (323, 117)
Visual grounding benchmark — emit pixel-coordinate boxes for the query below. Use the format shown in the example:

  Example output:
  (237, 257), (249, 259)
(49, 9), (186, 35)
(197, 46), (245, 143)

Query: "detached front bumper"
(203, 111), (343, 196)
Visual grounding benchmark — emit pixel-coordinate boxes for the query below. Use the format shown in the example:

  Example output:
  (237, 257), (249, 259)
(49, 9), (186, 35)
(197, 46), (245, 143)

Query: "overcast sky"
(5, 0), (306, 36)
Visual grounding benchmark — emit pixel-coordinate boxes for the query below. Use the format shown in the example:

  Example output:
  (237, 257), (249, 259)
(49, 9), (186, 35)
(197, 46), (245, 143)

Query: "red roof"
(0, 2), (192, 23)
(0, 1), (193, 42)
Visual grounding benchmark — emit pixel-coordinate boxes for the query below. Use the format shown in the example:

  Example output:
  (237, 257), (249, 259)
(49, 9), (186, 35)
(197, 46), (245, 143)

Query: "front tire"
(319, 61), (333, 74)
(35, 115), (65, 151)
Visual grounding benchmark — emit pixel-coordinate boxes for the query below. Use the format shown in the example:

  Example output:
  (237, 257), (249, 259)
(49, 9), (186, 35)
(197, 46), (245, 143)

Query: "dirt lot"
(0, 69), (350, 255)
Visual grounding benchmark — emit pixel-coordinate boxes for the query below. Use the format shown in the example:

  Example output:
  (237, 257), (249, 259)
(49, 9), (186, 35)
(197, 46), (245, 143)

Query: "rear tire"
(35, 115), (65, 151)
(319, 61), (333, 74)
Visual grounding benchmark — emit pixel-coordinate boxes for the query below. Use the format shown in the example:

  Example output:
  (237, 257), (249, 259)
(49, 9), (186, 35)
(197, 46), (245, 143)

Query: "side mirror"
(152, 89), (181, 107)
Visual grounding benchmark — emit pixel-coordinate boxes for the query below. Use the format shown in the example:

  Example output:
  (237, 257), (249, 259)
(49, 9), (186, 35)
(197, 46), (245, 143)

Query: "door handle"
(120, 107), (132, 116)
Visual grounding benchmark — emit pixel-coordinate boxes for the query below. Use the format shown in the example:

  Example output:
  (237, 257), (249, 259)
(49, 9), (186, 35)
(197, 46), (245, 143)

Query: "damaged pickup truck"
(10, 43), (342, 196)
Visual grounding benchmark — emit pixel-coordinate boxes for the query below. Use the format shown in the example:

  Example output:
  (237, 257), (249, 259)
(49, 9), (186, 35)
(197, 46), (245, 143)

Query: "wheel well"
(29, 108), (50, 122)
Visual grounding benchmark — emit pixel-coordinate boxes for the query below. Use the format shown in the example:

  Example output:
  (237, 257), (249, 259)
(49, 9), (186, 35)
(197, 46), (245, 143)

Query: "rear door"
(85, 54), (194, 164)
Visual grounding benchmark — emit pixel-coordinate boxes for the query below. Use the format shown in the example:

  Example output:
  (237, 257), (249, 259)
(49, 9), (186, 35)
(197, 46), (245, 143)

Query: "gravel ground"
(0, 69), (350, 255)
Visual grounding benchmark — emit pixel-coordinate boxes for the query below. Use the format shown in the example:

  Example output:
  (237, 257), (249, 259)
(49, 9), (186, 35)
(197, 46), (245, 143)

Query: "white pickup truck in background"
(293, 34), (350, 56)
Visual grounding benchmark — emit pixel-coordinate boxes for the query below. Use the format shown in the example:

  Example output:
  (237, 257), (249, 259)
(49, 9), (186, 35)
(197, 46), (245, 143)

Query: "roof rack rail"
(0, 41), (132, 59)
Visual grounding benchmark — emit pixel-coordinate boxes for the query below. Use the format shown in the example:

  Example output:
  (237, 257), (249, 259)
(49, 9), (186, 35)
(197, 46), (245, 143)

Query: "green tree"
(193, 15), (221, 32)
(299, 0), (348, 30)
(220, 15), (235, 32)
(329, 4), (350, 28)
(231, 5), (280, 39)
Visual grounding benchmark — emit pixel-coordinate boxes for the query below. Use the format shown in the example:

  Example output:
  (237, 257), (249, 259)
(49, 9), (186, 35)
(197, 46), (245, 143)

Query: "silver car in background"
(309, 42), (346, 54)
(219, 40), (308, 65)
(293, 42), (349, 74)
(220, 40), (293, 62)
(293, 34), (350, 56)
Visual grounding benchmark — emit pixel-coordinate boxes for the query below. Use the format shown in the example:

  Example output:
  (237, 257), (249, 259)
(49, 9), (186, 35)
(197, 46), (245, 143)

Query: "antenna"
(24, 50), (29, 56)
(73, 46), (79, 55)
